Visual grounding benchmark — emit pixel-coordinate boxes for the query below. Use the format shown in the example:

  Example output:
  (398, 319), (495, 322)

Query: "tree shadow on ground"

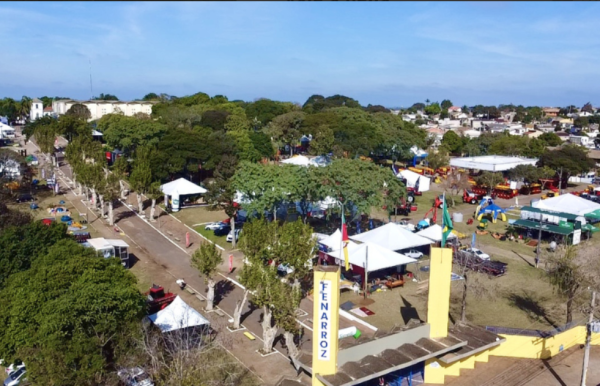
(400, 296), (422, 324)
(511, 250), (535, 268)
(507, 291), (558, 328)
(241, 302), (259, 325)
(212, 280), (235, 306)
(115, 210), (136, 222)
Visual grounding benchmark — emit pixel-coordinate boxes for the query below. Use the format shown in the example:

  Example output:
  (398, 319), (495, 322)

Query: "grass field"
(194, 226), (230, 250)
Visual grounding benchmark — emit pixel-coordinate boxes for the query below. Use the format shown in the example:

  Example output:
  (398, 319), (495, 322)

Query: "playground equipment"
(475, 198), (507, 223)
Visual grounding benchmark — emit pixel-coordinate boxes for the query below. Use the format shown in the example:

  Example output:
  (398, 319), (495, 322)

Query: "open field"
(194, 226), (230, 250)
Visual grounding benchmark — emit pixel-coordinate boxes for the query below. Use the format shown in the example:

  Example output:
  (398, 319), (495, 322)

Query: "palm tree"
(19, 96), (32, 121)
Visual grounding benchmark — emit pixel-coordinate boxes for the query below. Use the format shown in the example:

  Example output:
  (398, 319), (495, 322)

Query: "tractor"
(145, 284), (177, 314)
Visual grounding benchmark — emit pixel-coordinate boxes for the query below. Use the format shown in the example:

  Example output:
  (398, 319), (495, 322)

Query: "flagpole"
(442, 192), (446, 248)
(339, 202), (344, 268)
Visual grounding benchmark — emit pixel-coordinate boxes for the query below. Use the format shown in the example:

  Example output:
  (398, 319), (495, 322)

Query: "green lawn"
(194, 226), (230, 250)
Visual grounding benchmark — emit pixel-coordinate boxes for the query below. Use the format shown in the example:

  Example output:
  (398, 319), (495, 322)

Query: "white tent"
(148, 296), (210, 333)
(350, 222), (432, 250)
(160, 178), (207, 196)
(532, 194), (600, 217)
(397, 169), (431, 192)
(327, 242), (416, 272)
(281, 155), (312, 166)
(415, 224), (457, 243)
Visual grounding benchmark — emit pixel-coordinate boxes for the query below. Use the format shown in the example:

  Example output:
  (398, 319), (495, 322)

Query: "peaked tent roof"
(349, 222), (432, 250)
(416, 224), (457, 242)
(327, 242), (416, 272)
(319, 229), (342, 249)
(160, 178), (207, 196)
(533, 193), (600, 217)
(148, 296), (210, 333)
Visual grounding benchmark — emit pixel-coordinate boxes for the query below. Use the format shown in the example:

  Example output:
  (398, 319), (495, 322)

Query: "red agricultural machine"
(145, 284), (177, 314)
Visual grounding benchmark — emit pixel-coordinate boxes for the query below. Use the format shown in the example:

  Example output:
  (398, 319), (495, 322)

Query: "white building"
(0, 122), (16, 139)
(51, 100), (158, 121)
(30, 99), (158, 122)
(450, 155), (538, 172)
(570, 136), (594, 148)
(30, 98), (44, 121)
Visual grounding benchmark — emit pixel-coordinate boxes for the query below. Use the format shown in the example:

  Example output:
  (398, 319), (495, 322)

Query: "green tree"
(538, 145), (595, 183)
(475, 172), (504, 194)
(0, 221), (69, 288)
(488, 134), (528, 156)
(191, 242), (223, 311)
(224, 114), (251, 132)
(65, 103), (91, 120)
(129, 145), (154, 214)
(538, 132), (563, 147)
(205, 155), (240, 247)
(93, 93), (119, 101)
(142, 92), (160, 101)
(424, 102), (441, 116)
(309, 125), (335, 156)
(0, 203), (32, 233)
(426, 146), (449, 172)
(441, 100), (453, 110)
(441, 130), (463, 154)
(245, 99), (292, 127)
(97, 114), (168, 154)
(264, 111), (305, 156)
(0, 240), (145, 385)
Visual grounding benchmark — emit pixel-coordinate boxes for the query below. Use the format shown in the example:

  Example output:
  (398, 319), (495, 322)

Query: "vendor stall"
(160, 178), (207, 212)
(85, 237), (130, 268)
(148, 296), (210, 333)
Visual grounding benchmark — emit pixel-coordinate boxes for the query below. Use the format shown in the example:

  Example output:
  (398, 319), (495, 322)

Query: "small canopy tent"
(397, 169), (431, 192)
(533, 194), (600, 218)
(416, 224), (457, 243)
(160, 178), (207, 212)
(327, 242), (416, 272)
(319, 229), (343, 250)
(160, 178), (207, 196)
(148, 296), (210, 333)
(350, 222), (432, 251)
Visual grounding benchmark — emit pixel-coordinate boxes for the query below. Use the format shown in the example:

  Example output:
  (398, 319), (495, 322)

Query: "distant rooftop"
(450, 155), (538, 171)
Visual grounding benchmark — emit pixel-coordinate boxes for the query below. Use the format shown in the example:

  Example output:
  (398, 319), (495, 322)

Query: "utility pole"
(581, 290), (596, 386)
(558, 167), (563, 195)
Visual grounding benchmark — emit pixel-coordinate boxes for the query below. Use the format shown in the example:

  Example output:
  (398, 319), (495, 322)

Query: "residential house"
(470, 119), (495, 129)
(448, 106), (462, 113)
(542, 107), (560, 117)
(426, 127), (445, 147)
(43, 106), (56, 118)
(462, 129), (481, 139)
(587, 124), (599, 138)
(555, 132), (570, 142)
(534, 123), (556, 133)
(570, 135), (594, 148)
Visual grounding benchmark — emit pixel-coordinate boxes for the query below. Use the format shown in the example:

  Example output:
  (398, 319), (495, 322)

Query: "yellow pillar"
(427, 247), (453, 338)
(312, 266), (341, 386)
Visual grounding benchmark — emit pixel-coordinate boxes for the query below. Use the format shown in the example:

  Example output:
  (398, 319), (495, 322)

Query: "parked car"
(465, 247), (490, 260)
(405, 249), (424, 259)
(117, 367), (154, 386)
(454, 252), (507, 277)
(226, 228), (242, 242)
(205, 222), (226, 230)
(4, 367), (26, 386)
(213, 225), (231, 237)
(15, 193), (34, 203)
(4, 363), (25, 375)
(277, 262), (294, 276)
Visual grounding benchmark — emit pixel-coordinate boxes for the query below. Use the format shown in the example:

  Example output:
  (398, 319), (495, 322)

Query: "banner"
(185, 232), (190, 248)
(229, 254), (233, 273)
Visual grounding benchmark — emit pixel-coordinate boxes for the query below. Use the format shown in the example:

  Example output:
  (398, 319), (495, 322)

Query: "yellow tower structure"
(312, 266), (341, 386)
(427, 247), (453, 338)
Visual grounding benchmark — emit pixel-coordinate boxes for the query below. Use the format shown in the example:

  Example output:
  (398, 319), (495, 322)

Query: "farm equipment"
(541, 191), (559, 200)
(145, 284), (177, 314)
(493, 185), (519, 199)
(519, 183), (542, 195)
(463, 190), (486, 204)
(471, 184), (490, 196)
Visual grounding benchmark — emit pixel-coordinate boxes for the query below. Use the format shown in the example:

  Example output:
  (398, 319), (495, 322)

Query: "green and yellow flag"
(441, 193), (454, 247)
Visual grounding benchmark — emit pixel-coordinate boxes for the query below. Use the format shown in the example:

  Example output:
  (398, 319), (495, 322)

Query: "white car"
(4, 363), (25, 375)
(466, 248), (490, 260)
(4, 366), (26, 386)
(405, 249), (424, 259)
(117, 367), (154, 386)
(226, 229), (242, 242)
(205, 222), (226, 230)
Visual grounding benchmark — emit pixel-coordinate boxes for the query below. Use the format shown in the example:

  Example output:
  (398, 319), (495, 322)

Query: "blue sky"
(2, 1), (600, 107)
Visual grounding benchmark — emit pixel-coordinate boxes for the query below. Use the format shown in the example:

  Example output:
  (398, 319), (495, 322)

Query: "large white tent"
(327, 242), (416, 272)
(160, 178), (207, 196)
(397, 169), (431, 192)
(415, 224), (457, 243)
(319, 229), (343, 250)
(532, 194), (600, 217)
(350, 222), (432, 250)
(148, 296), (210, 333)
(450, 155), (537, 172)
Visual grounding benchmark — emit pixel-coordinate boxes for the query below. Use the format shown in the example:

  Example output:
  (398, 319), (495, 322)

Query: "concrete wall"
(337, 324), (430, 366)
